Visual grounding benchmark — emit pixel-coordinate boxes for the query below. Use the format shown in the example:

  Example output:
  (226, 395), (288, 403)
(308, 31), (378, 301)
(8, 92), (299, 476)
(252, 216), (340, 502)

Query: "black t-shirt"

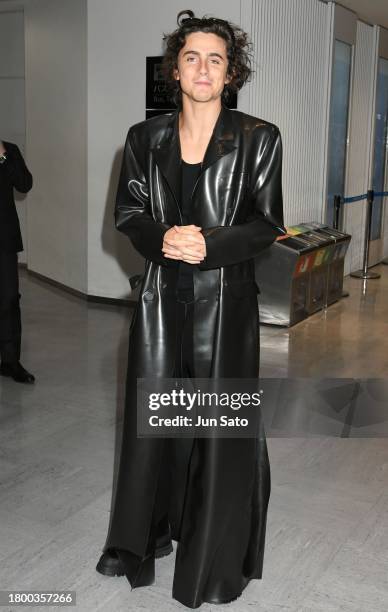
(177, 160), (202, 295)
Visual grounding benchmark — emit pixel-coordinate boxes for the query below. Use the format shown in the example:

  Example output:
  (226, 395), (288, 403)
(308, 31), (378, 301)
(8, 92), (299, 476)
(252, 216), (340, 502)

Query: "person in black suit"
(0, 140), (35, 383)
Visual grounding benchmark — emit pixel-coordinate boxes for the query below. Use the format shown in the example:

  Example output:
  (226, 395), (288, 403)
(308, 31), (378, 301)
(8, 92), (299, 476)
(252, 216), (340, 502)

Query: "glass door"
(326, 40), (353, 227)
(371, 57), (388, 243)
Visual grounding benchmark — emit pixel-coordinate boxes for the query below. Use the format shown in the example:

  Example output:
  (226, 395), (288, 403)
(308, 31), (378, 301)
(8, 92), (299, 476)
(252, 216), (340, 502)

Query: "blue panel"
(371, 57), (388, 241)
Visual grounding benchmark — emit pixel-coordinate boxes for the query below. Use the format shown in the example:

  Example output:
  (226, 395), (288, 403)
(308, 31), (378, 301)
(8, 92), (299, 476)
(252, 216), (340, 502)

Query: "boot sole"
(96, 542), (173, 577)
(155, 541), (173, 559)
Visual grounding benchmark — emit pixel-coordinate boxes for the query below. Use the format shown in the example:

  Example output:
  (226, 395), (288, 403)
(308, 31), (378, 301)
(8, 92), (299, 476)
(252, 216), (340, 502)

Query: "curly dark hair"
(162, 10), (253, 105)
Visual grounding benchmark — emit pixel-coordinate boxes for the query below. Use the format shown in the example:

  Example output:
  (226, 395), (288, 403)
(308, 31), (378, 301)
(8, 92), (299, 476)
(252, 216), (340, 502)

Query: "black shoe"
(96, 548), (157, 583)
(96, 532), (173, 577)
(154, 514), (174, 559)
(0, 361), (35, 384)
(96, 548), (124, 577)
(155, 530), (174, 559)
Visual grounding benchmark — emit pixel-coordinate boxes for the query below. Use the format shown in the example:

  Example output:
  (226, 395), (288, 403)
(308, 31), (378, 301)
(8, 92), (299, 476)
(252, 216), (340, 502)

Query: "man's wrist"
(0, 152), (7, 164)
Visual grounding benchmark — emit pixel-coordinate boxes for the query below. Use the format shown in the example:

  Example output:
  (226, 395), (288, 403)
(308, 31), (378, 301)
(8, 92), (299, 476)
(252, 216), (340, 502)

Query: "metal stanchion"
(333, 194), (341, 231)
(350, 190), (381, 279)
(332, 194), (349, 298)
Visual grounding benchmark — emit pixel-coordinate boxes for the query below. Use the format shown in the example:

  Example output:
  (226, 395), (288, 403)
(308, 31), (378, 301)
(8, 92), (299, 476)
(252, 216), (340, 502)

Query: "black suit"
(0, 141), (33, 363)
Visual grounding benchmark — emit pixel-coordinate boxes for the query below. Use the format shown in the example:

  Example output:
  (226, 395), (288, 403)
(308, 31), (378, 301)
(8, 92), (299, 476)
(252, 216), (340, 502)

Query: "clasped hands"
(162, 225), (206, 264)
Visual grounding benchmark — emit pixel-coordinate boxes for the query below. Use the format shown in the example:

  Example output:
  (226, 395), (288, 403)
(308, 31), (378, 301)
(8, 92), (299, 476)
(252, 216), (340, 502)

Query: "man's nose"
(198, 59), (208, 75)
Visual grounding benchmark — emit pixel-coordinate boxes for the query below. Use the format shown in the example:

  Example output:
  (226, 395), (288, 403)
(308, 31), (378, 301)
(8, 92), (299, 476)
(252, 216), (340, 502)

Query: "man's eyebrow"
(182, 50), (225, 60)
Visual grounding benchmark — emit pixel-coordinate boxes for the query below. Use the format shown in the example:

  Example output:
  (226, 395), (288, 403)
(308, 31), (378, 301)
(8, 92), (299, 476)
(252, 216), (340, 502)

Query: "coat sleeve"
(198, 127), (286, 270)
(1, 143), (33, 194)
(115, 128), (174, 267)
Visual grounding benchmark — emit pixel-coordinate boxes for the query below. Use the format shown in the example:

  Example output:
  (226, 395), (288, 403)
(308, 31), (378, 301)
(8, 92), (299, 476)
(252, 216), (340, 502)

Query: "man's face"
(174, 31), (231, 104)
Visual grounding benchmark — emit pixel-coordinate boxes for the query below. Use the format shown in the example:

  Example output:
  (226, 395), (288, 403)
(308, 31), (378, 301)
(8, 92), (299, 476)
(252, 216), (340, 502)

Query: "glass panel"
(326, 40), (352, 226)
(371, 57), (388, 241)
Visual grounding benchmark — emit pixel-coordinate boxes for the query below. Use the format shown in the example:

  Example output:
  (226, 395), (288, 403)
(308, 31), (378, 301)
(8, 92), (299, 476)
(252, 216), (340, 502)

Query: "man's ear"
(174, 66), (180, 81)
(225, 69), (233, 85)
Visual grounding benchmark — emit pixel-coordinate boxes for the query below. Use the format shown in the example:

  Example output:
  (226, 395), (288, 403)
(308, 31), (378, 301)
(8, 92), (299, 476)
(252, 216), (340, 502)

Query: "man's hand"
(163, 225), (206, 264)
(0, 142), (6, 155)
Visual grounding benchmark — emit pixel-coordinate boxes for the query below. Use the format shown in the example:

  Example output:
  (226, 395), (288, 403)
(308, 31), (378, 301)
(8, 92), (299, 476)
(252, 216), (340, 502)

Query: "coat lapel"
(152, 105), (237, 206)
(152, 110), (182, 206)
(202, 105), (237, 172)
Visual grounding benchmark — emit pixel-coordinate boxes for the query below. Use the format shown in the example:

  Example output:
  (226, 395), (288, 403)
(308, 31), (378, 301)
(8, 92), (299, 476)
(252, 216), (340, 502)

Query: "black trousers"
(173, 289), (195, 378)
(151, 289), (196, 543)
(0, 251), (21, 363)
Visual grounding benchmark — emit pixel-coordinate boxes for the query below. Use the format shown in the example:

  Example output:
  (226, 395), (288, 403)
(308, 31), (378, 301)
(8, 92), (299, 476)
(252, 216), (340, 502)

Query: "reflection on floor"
(260, 263), (388, 378)
(0, 265), (387, 611)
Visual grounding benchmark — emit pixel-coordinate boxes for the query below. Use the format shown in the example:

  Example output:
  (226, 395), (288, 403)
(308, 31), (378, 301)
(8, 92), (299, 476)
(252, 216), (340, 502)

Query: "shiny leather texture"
(102, 105), (286, 608)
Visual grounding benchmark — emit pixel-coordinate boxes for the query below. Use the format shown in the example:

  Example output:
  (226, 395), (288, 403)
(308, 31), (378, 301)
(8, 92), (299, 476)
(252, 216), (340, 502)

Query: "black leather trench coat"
(103, 105), (286, 608)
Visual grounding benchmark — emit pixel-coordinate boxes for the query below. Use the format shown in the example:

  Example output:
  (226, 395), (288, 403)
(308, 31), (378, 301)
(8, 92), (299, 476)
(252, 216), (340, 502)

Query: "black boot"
(96, 516), (173, 579)
(154, 514), (174, 558)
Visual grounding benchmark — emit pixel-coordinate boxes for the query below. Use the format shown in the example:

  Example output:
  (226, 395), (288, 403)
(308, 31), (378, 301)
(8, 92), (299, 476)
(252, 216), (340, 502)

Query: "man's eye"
(187, 56), (197, 62)
(211, 59), (221, 64)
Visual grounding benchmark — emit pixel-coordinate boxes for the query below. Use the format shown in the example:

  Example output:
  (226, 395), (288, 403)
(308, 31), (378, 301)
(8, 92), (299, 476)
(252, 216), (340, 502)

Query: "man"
(0, 140), (34, 383)
(97, 12), (285, 609)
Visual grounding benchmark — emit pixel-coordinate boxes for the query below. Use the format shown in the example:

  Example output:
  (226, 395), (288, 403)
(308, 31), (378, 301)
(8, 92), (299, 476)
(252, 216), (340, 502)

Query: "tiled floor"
(0, 265), (387, 611)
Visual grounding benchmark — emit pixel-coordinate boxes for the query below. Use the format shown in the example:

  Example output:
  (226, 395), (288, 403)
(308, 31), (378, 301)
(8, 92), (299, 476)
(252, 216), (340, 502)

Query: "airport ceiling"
(0, 0), (387, 30)
(337, 0), (388, 29)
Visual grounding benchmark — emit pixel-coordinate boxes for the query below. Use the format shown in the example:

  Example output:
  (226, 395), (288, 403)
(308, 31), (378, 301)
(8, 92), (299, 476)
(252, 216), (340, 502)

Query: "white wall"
(240, 0), (331, 226)
(0, 6), (25, 144)
(86, 0), (242, 298)
(24, 0), (87, 292)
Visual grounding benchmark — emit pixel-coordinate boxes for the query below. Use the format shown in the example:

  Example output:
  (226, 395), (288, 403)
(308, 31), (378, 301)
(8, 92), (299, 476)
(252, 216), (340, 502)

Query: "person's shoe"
(155, 515), (173, 558)
(96, 548), (124, 577)
(155, 530), (173, 558)
(96, 548), (156, 583)
(0, 361), (35, 384)
(96, 531), (173, 577)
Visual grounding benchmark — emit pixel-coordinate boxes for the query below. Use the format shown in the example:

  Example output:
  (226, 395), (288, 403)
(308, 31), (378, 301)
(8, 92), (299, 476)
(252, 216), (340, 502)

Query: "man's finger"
(181, 257), (204, 264)
(164, 253), (183, 260)
(180, 247), (206, 258)
(165, 235), (204, 248)
(174, 225), (202, 233)
(162, 246), (184, 257)
(162, 242), (181, 252)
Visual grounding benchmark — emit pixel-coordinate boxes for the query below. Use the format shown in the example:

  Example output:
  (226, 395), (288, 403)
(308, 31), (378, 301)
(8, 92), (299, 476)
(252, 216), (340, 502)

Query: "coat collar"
(152, 105), (237, 205)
